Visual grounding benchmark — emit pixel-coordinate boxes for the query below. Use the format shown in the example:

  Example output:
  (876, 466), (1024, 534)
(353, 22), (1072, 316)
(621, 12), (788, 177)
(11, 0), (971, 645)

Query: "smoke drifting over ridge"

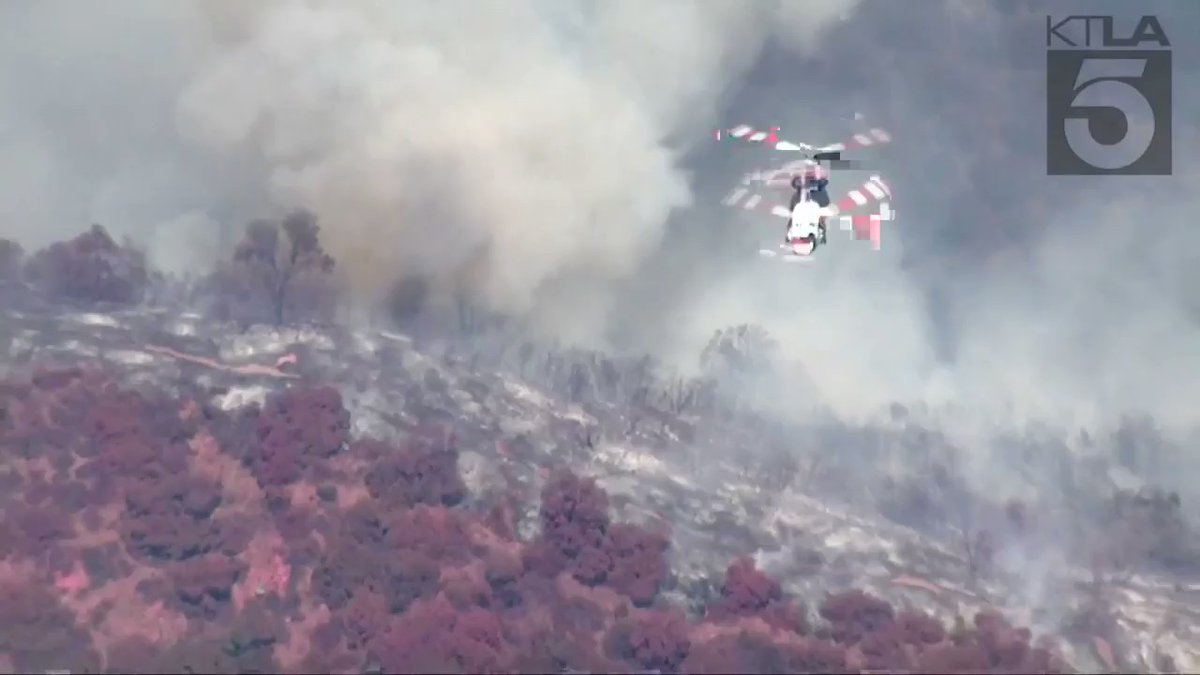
(3, 0), (1200, 473)
(0, 0), (859, 334)
(629, 1), (1200, 447)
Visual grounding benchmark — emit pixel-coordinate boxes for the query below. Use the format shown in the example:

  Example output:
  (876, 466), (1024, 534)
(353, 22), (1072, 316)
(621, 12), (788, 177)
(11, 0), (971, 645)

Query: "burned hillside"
(0, 224), (1198, 673)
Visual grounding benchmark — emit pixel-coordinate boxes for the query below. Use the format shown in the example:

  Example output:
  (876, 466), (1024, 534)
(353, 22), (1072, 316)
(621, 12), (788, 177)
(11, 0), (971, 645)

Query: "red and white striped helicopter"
(718, 123), (895, 261)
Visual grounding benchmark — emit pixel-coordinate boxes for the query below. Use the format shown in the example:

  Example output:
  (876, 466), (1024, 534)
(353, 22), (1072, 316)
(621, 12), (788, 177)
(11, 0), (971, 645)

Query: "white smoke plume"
(0, 0), (861, 342)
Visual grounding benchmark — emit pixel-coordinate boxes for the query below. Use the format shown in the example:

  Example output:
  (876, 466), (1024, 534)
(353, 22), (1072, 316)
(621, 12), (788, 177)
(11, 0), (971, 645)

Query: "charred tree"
(233, 210), (335, 326)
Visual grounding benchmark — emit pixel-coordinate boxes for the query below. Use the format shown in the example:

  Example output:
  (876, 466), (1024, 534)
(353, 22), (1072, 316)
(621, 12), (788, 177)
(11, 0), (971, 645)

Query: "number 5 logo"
(1063, 58), (1155, 170)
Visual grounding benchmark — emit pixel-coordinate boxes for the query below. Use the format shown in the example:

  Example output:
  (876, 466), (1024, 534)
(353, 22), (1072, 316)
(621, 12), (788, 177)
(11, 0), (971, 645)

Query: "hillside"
(1, 226), (1198, 673)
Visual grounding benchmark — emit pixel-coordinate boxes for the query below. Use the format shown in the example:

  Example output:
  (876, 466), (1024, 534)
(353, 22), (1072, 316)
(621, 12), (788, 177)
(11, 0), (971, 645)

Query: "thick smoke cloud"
(0, 0), (860, 342)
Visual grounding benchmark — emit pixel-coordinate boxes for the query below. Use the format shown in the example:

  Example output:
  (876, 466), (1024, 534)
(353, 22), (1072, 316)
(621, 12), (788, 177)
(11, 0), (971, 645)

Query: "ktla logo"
(1045, 15), (1172, 175)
